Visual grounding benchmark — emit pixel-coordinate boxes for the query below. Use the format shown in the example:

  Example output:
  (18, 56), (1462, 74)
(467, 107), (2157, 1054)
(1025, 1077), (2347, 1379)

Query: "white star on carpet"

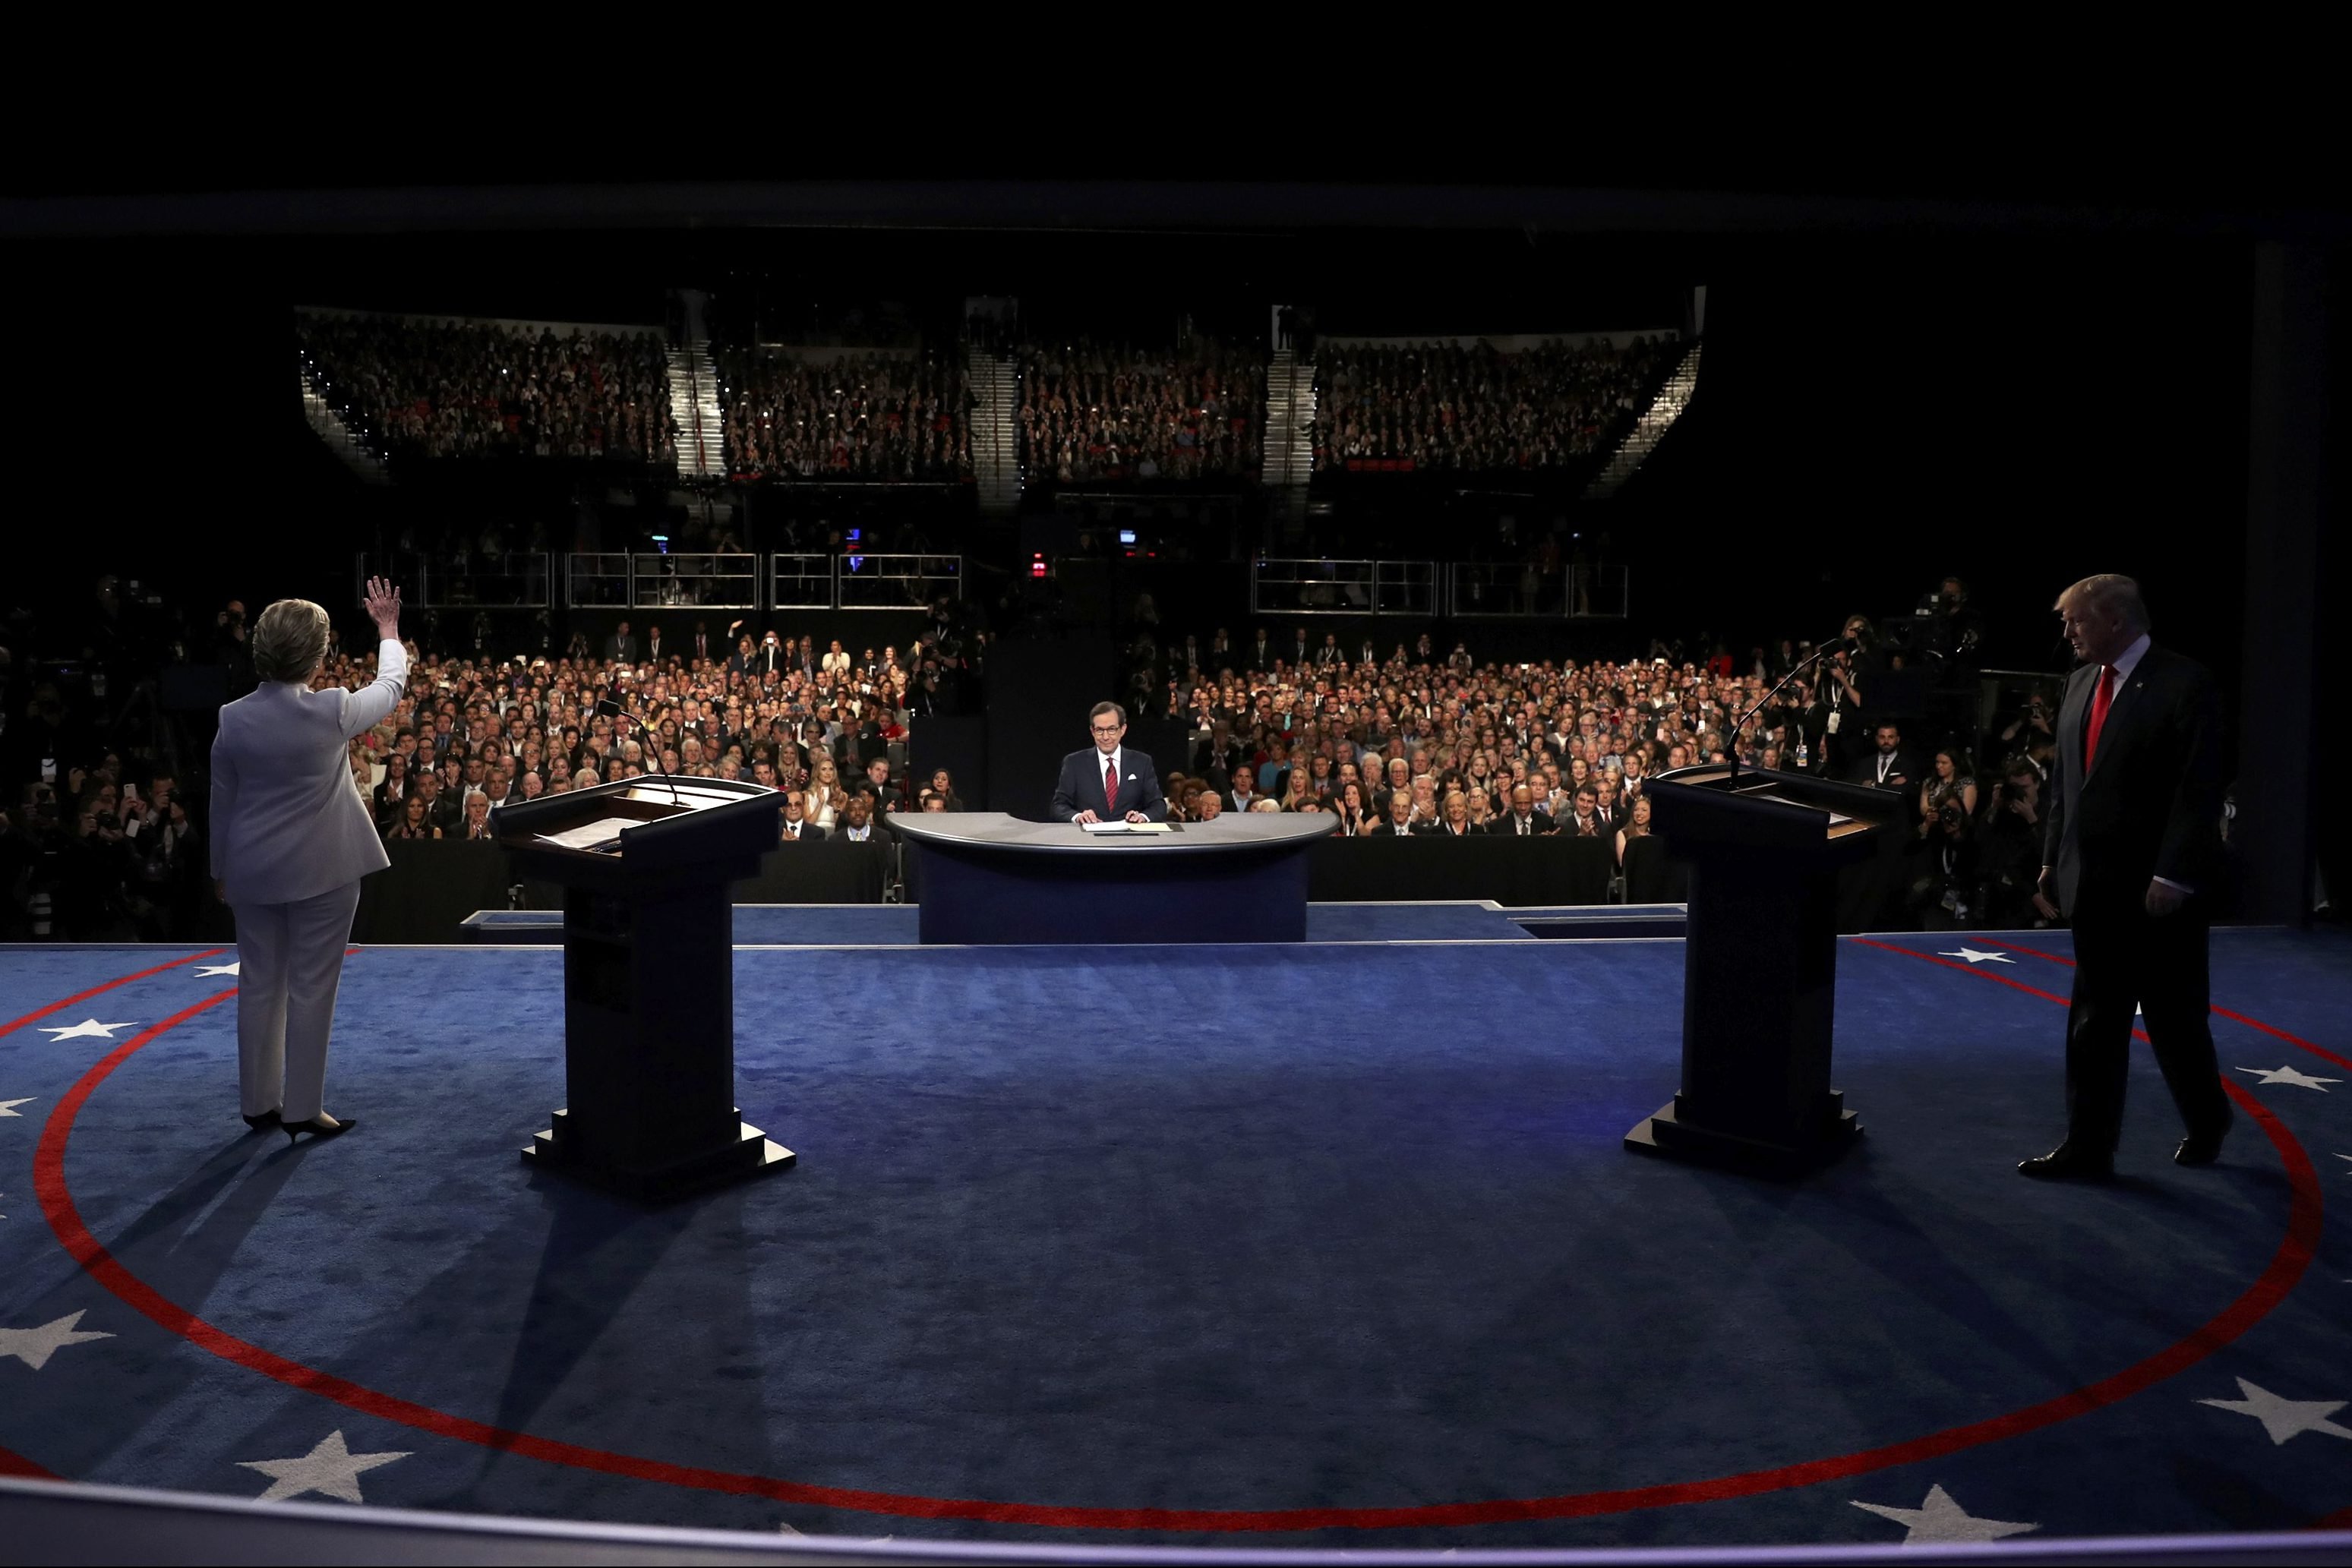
(192, 961), (241, 978)
(1851, 1484), (2037, 1543)
(35, 1020), (137, 1043)
(2234, 1065), (2340, 1092)
(0, 1098), (33, 1118)
(238, 1431), (412, 1503)
(0, 1311), (115, 1371)
(2198, 1378), (2352, 1444)
(1937, 948), (2015, 965)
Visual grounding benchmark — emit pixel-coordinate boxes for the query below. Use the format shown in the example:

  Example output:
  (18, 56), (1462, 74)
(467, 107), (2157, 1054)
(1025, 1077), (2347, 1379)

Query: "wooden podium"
(1627, 765), (1901, 1174)
(494, 777), (793, 1200)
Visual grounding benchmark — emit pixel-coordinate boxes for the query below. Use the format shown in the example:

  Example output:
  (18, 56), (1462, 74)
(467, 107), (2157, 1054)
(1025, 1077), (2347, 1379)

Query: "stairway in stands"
(666, 342), (728, 480)
(1261, 349), (1316, 526)
(1583, 339), (1703, 500)
(967, 345), (1020, 514)
(298, 371), (389, 485)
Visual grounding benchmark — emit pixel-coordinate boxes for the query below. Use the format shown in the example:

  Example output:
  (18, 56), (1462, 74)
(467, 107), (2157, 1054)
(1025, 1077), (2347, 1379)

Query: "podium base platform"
(1624, 1097), (1861, 1176)
(522, 1108), (795, 1203)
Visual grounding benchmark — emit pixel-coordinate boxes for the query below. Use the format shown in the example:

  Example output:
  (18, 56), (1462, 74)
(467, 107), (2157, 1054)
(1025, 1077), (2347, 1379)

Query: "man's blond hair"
(2054, 574), (2151, 633)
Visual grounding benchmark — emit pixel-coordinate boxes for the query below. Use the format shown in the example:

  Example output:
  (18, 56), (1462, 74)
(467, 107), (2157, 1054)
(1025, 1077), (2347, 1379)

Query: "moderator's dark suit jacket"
(1050, 749), (1167, 822)
(2041, 642), (2224, 917)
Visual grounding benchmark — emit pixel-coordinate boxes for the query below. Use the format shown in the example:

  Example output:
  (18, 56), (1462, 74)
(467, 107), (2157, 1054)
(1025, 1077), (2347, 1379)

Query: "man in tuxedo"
(1051, 702), (1167, 825)
(2022, 575), (2230, 1179)
(1847, 722), (1918, 790)
(604, 620), (639, 664)
(1488, 784), (1555, 837)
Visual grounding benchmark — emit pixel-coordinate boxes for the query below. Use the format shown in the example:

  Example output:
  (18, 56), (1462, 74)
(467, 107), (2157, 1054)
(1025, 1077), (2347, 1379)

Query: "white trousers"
(232, 880), (362, 1122)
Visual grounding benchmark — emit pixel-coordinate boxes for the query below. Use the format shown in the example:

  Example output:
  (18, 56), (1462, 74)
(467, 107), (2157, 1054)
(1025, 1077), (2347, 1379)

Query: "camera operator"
(1975, 757), (2055, 929)
(1917, 576), (1984, 662)
(216, 599), (256, 699)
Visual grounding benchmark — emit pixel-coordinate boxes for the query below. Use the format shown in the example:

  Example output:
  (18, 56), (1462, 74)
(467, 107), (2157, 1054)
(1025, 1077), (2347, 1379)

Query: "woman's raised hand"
(363, 576), (403, 637)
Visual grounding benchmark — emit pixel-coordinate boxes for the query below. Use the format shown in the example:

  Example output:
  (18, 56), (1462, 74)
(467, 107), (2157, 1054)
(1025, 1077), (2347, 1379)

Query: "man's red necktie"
(2084, 664), (2116, 769)
(1104, 756), (1119, 812)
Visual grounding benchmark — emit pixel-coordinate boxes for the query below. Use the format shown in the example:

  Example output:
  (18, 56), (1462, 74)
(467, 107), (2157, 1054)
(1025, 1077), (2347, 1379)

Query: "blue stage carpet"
(0, 924), (2344, 1549)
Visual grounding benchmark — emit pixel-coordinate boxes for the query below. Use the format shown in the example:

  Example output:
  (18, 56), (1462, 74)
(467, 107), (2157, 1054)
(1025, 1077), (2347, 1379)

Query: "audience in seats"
(715, 350), (969, 481)
(1018, 339), (1264, 483)
(1311, 337), (1680, 473)
(2, 579), (2057, 941)
(298, 315), (679, 465)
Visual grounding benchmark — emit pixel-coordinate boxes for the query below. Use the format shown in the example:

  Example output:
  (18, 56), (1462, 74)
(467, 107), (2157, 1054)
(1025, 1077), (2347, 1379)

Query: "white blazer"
(211, 639), (409, 905)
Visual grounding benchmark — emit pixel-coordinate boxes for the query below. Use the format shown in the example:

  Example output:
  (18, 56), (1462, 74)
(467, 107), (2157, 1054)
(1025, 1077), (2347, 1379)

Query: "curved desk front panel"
(886, 813), (1331, 944)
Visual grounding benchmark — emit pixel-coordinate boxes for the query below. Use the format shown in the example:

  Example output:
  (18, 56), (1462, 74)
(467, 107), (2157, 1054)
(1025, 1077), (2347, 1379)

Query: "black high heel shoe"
(242, 1109), (282, 1133)
(282, 1114), (356, 1144)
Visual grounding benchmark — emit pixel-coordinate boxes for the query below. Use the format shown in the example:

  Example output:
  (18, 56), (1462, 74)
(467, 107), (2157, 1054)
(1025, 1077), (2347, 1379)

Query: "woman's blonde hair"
(251, 599), (332, 683)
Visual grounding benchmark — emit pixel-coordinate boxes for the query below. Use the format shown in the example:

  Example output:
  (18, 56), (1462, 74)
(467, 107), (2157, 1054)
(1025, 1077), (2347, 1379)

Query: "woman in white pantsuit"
(210, 577), (406, 1144)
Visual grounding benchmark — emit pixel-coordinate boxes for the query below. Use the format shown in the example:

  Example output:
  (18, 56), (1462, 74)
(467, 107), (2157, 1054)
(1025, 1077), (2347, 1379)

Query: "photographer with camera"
(1974, 757), (2054, 929)
(1991, 686), (2060, 776)
(1908, 746), (1980, 924)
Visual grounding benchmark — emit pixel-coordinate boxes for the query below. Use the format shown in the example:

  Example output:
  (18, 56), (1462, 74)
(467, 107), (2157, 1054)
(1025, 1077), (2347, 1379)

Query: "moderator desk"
(886, 812), (1333, 944)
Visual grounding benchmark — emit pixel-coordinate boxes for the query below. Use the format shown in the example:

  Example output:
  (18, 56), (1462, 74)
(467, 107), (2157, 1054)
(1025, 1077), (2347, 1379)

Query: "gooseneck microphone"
(1725, 633), (1858, 788)
(595, 696), (682, 809)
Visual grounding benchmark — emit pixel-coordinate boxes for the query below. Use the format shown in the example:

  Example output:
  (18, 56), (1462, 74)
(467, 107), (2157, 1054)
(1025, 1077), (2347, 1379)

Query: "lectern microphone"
(1725, 633), (1855, 787)
(594, 696), (682, 809)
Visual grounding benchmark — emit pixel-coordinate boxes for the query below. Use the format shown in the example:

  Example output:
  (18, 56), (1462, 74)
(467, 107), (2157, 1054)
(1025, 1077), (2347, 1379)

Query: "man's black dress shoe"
(2176, 1112), (2234, 1166)
(2019, 1145), (2114, 1179)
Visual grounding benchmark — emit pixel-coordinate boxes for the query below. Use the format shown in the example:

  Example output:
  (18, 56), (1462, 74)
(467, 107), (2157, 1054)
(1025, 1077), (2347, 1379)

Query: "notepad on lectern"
(537, 817), (639, 852)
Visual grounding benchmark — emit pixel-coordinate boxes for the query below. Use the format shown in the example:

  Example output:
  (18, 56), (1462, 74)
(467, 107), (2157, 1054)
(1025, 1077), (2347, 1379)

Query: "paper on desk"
(1079, 820), (1174, 834)
(537, 816), (639, 851)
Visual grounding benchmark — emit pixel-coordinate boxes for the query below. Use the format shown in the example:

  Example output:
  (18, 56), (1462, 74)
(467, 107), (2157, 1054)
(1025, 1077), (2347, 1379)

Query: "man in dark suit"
(1050, 702), (1167, 825)
(1378, 792), (1419, 836)
(1845, 721), (1920, 790)
(1249, 630), (1273, 670)
(778, 792), (826, 842)
(604, 620), (639, 664)
(643, 623), (665, 665)
(2022, 575), (2230, 1179)
(1487, 784), (1555, 838)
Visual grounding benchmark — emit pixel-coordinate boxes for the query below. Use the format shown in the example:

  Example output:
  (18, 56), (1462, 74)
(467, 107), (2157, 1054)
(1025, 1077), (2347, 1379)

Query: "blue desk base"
(910, 839), (1310, 944)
